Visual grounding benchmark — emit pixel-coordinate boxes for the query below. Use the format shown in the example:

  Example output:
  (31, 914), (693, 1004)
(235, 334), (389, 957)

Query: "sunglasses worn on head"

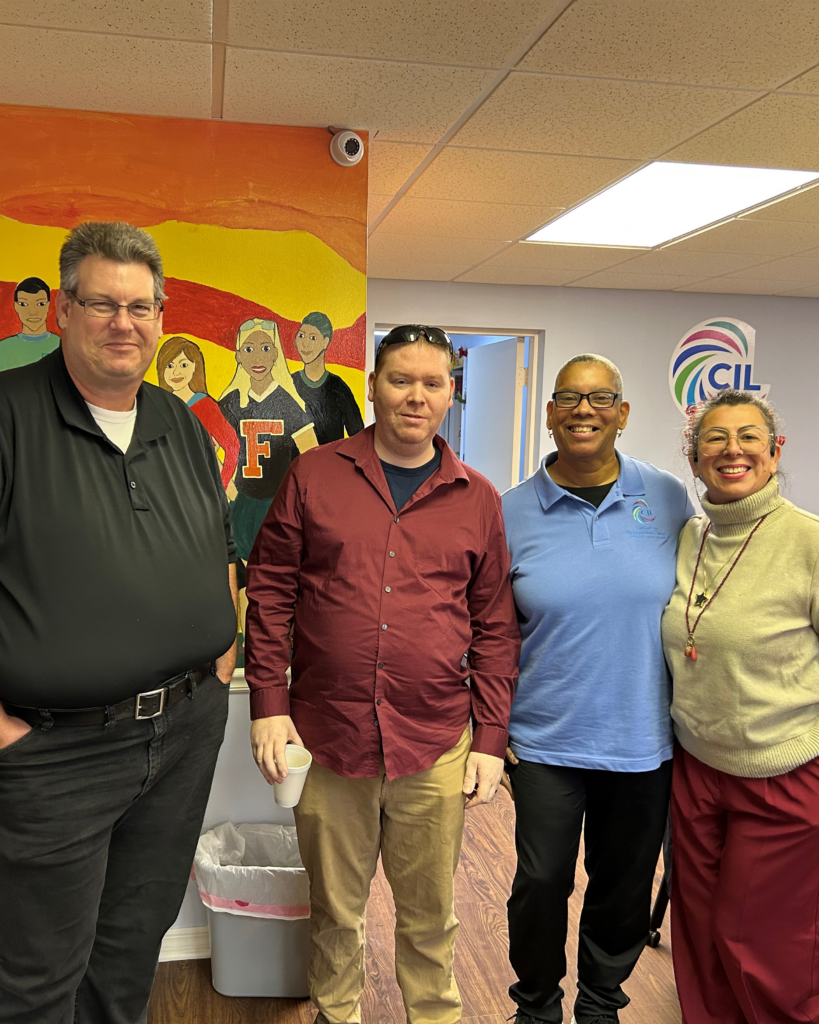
(240, 318), (277, 332)
(375, 325), (454, 365)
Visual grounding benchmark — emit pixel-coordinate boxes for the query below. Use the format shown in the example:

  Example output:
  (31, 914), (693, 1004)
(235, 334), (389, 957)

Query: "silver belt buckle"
(134, 687), (167, 720)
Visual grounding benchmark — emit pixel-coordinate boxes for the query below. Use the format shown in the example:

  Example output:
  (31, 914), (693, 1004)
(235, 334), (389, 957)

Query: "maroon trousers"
(670, 745), (819, 1023)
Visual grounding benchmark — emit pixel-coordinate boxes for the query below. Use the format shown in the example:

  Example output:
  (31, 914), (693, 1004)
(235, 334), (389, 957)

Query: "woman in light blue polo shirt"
(502, 354), (693, 1024)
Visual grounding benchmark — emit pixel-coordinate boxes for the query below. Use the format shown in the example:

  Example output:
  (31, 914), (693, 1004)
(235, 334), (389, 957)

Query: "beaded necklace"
(683, 514), (769, 661)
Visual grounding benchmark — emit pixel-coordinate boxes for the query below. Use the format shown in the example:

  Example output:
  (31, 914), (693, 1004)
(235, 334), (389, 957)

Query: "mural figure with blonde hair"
(156, 335), (239, 492)
(218, 317), (318, 562)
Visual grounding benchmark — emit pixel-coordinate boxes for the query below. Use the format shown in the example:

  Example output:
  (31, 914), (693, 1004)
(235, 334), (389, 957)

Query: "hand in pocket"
(0, 712), (32, 751)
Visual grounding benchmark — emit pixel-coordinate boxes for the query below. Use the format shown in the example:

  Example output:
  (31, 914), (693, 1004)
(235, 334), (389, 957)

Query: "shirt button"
(130, 481), (137, 489)
(394, 516), (400, 523)
(389, 551), (395, 557)
(376, 699), (382, 706)
(385, 586), (391, 593)
(381, 624), (388, 630)
(378, 662), (384, 669)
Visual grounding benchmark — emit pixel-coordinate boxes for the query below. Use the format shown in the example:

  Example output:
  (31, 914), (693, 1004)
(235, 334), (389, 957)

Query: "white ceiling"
(3, 0), (819, 295)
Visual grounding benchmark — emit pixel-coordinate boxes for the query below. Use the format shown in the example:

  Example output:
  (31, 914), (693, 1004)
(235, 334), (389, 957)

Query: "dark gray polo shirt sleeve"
(0, 351), (238, 709)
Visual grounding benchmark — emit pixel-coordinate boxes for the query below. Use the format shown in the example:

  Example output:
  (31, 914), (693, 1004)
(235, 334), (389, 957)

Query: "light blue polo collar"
(533, 450), (646, 513)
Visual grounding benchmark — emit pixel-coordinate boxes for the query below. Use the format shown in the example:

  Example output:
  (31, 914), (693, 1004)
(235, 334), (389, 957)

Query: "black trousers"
(507, 758), (672, 1023)
(0, 670), (229, 1024)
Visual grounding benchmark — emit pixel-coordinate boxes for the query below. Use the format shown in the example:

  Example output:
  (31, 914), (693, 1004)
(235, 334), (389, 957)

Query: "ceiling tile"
(457, 265), (580, 285)
(368, 232), (503, 267)
(566, 271), (705, 290)
(223, 51), (493, 142)
(451, 72), (748, 158)
(368, 195), (393, 225)
(367, 261), (466, 282)
(0, 0), (212, 39)
(520, 0), (819, 89)
(666, 94), (819, 170)
(780, 65), (819, 95)
(676, 278), (805, 294)
(478, 241), (640, 272)
(0, 26), (211, 118)
(226, 0), (551, 67)
(716, 255), (819, 282)
(370, 142), (432, 194)
(374, 197), (563, 240)
(669, 219), (819, 256)
(740, 185), (819, 222)
(612, 250), (774, 276)
(409, 148), (638, 206)
(777, 285), (819, 297)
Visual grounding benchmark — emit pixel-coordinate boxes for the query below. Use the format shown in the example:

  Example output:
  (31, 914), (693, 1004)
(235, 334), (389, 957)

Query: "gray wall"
(369, 280), (819, 513)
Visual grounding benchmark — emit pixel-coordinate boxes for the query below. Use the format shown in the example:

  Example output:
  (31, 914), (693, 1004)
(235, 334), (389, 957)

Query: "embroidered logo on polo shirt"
(627, 499), (666, 540)
(632, 499), (655, 524)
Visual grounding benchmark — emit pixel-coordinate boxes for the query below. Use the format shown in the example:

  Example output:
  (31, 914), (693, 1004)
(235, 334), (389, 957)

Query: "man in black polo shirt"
(0, 222), (238, 1024)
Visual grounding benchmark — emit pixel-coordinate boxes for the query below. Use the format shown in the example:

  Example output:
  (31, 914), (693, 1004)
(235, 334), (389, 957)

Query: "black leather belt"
(4, 664), (213, 728)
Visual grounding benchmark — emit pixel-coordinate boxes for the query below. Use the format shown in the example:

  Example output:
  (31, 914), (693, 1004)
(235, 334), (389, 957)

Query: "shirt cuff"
(248, 686), (291, 720)
(470, 724), (509, 760)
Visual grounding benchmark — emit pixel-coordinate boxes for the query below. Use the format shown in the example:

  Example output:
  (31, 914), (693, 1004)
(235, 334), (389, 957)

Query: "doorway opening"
(374, 326), (542, 493)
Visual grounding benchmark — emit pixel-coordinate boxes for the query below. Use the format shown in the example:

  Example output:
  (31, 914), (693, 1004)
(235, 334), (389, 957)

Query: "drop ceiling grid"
(360, 1), (819, 291)
(370, 48), (819, 285)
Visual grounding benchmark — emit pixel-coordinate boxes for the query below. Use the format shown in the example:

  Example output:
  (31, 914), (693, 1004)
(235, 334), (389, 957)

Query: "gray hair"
(59, 222), (165, 301)
(686, 389), (782, 457)
(555, 353), (624, 396)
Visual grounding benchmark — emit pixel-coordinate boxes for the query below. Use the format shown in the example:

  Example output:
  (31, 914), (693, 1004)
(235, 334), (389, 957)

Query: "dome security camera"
(330, 130), (364, 167)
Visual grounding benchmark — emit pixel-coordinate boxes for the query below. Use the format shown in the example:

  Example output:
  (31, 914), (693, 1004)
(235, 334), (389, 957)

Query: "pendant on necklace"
(684, 634), (697, 661)
(694, 592), (708, 608)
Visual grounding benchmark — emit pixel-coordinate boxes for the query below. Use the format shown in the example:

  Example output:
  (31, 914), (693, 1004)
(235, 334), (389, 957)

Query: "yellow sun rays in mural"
(150, 222), (365, 330)
(0, 216), (365, 331)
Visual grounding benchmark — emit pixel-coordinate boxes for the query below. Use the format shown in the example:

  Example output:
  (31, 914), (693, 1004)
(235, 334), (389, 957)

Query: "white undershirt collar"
(85, 400), (138, 453)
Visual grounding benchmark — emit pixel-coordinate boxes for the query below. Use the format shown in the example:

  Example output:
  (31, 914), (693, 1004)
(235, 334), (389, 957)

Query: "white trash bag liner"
(194, 822), (310, 920)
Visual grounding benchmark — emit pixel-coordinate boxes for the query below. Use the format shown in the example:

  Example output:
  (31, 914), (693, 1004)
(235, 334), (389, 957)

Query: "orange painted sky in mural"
(0, 105), (368, 273)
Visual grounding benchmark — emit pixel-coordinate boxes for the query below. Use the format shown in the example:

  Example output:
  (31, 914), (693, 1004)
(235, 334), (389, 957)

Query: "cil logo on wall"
(669, 318), (770, 414)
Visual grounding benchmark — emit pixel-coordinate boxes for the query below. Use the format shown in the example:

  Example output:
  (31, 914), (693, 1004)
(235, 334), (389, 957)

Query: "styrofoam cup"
(273, 745), (312, 807)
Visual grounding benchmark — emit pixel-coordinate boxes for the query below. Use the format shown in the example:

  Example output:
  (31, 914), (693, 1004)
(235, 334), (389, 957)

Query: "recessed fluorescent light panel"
(526, 162), (819, 248)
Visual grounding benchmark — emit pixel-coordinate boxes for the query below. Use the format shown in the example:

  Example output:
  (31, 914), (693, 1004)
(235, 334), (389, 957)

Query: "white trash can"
(194, 822), (311, 997)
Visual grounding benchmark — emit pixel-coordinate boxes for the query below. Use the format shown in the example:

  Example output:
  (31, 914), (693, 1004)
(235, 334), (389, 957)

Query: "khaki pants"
(293, 728), (471, 1024)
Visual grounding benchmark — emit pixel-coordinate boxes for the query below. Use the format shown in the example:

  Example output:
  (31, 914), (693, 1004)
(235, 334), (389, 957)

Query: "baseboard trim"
(159, 925), (211, 962)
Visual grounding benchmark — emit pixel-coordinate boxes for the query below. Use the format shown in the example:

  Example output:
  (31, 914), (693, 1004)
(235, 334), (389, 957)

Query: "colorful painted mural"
(0, 103), (368, 659)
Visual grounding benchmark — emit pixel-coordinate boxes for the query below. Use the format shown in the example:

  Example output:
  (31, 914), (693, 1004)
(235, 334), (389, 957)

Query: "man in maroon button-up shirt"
(245, 327), (519, 1024)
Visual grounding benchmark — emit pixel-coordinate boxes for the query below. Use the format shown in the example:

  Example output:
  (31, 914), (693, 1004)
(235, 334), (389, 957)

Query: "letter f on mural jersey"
(240, 419), (284, 478)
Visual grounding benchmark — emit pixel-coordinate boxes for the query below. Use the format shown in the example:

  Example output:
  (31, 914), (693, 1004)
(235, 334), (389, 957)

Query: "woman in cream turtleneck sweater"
(662, 389), (819, 1024)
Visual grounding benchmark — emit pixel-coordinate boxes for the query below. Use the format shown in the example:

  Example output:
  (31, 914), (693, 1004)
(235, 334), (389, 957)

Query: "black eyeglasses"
(68, 292), (163, 321)
(552, 390), (620, 409)
(375, 325), (454, 366)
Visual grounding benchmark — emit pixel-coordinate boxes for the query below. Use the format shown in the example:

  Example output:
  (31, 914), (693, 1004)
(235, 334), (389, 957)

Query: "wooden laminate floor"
(148, 790), (680, 1024)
